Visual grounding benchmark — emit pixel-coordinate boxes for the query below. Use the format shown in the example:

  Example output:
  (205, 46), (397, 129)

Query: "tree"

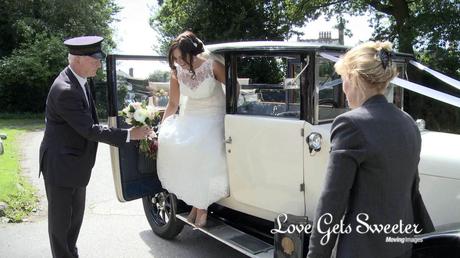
(0, 0), (120, 113)
(0, 34), (67, 112)
(285, 0), (460, 133)
(148, 70), (170, 82)
(0, 0), (120, 57)
(283, 0), (460, 79)
(152, 0), (304, 90)
(151, 0), (305, 54)
(153, 0), (459, 133)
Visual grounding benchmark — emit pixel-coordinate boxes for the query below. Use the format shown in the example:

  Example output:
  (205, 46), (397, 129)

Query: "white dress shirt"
(68, 66), (130, 142)
(68, 66), (89, 105)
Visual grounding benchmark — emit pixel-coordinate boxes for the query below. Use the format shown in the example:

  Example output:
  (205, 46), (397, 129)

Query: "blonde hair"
(335, 41), (398, 100)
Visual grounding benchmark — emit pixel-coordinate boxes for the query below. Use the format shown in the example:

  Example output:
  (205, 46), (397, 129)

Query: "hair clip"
(378, 49), (393, 69)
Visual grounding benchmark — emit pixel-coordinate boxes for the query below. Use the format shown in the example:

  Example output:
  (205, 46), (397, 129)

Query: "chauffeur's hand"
(129, 126), (152, 140)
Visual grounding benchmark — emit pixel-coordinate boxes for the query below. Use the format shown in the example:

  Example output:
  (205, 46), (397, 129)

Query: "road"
(0, 131), (248, 258)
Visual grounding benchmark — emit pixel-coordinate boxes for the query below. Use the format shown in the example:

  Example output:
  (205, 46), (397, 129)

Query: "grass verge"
(0, 117), (44, 222)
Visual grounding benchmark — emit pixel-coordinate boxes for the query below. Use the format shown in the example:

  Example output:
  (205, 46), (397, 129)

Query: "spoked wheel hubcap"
(150, 191), (173, 226)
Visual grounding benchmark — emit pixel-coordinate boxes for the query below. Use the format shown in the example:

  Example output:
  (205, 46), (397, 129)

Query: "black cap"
(64, 36), (106, 60)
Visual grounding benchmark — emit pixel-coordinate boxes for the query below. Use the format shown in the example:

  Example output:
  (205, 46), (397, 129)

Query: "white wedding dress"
(157, 58), (229, 209)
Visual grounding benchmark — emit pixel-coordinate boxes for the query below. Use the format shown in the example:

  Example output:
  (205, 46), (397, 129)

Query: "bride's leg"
(187, 207), (197, 223)
(195, 208), (207, 227)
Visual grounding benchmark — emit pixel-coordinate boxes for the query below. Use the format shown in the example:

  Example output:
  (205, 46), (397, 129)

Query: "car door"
(303, 55), (349, 218)
(223, 54), (307, 219)
(106, 54), (169, 202)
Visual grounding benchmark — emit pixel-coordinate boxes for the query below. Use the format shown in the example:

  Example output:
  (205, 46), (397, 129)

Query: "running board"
(176, 213), (274, 258)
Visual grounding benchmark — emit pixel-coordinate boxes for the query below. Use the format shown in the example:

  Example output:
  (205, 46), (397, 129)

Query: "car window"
(317, 58), (405, 122)
(236, 55), (301, 118)
(115, 59), (170, 111)
(318, 58), (349, 121)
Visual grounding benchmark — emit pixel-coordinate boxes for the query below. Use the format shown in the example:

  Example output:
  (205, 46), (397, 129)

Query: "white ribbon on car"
(319, 52), (339, 62)
(409, 60), (460, 91)
(391, 77), (460, 108)
(319, 52), (460, 108)
(283, 56), (310, 89)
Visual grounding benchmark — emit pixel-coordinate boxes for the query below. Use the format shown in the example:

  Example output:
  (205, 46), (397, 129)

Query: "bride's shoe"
(194, 209), (207, 228)
(187, 207), (197, 223)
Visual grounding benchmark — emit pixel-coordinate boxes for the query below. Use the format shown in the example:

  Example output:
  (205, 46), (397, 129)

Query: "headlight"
(307, 132), (322, 153)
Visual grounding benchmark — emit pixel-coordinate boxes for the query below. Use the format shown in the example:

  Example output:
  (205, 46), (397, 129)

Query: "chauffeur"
(39, 36), (150, 258)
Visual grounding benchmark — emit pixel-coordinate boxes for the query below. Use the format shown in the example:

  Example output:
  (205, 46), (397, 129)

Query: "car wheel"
(142, 191), (184, 239)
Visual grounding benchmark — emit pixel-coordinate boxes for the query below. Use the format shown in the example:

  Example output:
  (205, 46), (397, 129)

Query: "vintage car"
(106, 42), (460, 257)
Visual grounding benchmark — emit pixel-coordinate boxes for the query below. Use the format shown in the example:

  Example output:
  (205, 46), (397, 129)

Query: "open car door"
(106, 54), (169, 202)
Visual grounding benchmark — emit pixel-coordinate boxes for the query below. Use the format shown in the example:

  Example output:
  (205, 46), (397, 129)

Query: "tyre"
(142, 191), (185, 239)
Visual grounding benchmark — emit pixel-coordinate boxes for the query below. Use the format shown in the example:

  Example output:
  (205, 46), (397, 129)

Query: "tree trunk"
(390, 0), (414, 54)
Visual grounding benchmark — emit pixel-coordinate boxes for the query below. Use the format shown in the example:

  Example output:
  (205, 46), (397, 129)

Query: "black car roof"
(206, 41), (413, 58)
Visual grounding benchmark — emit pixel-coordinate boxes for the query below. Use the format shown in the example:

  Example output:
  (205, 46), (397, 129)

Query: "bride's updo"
(335, 41), (398, 97)
(168, 31), (205, 77)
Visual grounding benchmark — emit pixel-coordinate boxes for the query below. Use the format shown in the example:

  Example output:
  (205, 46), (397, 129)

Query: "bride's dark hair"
(168, 31), (205, 78)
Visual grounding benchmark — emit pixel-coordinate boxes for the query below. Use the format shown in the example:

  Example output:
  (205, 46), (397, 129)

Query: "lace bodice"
(176, 59), (214, 90)
(175, 58), (225, 116)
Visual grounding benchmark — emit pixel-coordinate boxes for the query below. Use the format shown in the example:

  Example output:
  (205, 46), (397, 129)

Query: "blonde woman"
(307, 41), (434, 258)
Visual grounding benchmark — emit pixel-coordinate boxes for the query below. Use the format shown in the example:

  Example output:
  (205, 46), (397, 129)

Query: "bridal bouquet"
(119, 102), (161, 159)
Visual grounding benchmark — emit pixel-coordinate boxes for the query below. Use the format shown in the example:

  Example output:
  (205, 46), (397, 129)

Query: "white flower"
(125, 117), (133, 125)
(146, 105), (158, 119)
(133, 108), (148, 124)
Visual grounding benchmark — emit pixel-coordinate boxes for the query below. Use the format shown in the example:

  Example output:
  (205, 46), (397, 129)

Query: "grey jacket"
(307, 95), (434, 258)
(39, 67), (127, 187)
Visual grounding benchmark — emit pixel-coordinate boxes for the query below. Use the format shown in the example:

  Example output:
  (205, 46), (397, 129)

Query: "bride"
(157, 31), (229, 227)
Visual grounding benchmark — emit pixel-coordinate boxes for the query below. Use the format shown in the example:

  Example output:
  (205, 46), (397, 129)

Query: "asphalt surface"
(0, 131), (248, 258)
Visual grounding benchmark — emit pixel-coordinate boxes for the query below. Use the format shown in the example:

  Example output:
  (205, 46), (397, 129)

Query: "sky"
(113, 0), (158, 55)
(111, 0), (374, 77)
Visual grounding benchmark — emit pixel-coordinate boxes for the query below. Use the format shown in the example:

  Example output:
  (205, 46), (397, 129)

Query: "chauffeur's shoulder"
(49, 69), (74, 96)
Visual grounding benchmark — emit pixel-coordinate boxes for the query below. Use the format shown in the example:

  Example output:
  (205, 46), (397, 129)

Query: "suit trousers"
(44, 179), (86, 258)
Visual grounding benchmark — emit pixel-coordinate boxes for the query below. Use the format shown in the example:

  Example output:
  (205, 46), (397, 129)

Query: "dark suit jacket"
(307, 95), (434, 258)
(39, 67), (127, 187)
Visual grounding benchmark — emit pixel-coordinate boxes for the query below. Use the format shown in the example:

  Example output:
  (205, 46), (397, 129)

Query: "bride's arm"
(213, 60), (240, 97)
(161, 70), (180, 123)
(213, 60), (225, 84)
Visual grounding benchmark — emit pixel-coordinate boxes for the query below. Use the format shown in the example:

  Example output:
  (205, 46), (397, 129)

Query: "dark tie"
(84, 82), (92, 108)
(84, 82), (98, 123)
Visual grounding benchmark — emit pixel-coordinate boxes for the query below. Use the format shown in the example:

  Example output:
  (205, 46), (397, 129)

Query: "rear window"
(236, 55), (302, 119)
